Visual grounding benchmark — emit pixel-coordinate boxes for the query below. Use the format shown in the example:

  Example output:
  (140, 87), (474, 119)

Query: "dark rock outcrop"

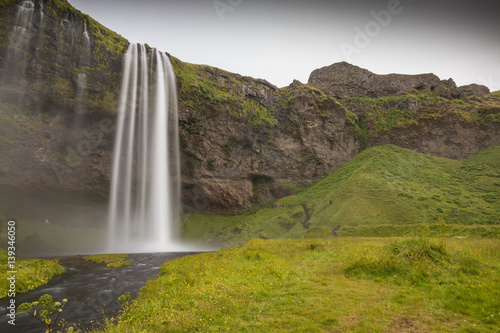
(307, 62), (444, 98)
(308, 61), (492, 101)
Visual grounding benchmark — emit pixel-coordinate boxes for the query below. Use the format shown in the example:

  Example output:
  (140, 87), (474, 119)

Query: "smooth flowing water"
(0, 253), (198, 333)
(107, 44), (183, 253)
(2, 0), (35, 82)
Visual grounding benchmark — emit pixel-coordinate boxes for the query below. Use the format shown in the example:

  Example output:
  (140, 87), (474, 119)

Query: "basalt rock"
(309, 61), (448, 99)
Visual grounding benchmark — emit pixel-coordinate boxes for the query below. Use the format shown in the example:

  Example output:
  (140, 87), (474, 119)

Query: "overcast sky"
(68, 0), (500, 91)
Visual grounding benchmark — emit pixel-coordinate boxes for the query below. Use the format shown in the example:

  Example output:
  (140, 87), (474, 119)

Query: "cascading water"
(107, 43), (183, 253)
(80, 20), (91, 66)
(56, 12), (74, 74)
(2, 0), (35, 82)
(75, 20), (91, 118)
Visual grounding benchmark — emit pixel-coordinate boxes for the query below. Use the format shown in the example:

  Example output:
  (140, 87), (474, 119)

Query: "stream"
(0, 252), (200, 332)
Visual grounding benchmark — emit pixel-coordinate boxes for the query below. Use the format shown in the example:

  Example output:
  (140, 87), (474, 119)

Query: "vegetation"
(18, 294), (78, 333)
(171, 58), (278, 128)
(0, 249), (66, 299)
(342, 91), (500, 138)
(92, 236), (499, 332)
(83, 254), (131, 268)
(182, 145), (500, 247)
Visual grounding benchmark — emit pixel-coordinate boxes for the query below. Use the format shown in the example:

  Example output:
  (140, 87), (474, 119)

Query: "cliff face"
(172, 61), (359, 213)
(0, 0), (499, 220)
(0, 0), (127, 224)
(308, 62), (444, 99)
(311, 62), (500, 160)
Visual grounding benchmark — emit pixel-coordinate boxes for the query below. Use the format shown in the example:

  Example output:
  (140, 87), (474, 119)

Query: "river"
(0, 252), (200, 332)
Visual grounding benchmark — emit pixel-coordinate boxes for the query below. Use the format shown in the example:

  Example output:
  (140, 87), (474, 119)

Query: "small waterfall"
(74, 72), (87, 116)
(79, 19), (91, 67)
(2, 0), (35, 81)
(34, 1), (46, 63)
(56, 13), (74, 73)
(107, 44), (182, 252)
(39, 1), (44, 26)
(10, 0), (35, 47)
(75, 19), (91, 119)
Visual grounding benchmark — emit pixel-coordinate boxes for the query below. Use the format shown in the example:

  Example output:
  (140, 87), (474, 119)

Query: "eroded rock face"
(178, 80), (360, 213)
(370, 117), (500, 160)
(308, 61), (481, 100)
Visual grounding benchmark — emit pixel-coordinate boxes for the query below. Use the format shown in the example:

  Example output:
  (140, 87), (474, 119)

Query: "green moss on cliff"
(343, 92), (500, 138)
(0, 0), (17, 8)
(171, 58), (277, 127)
(0, 135), (15, 146)
(240, 99), (277, 126)
(1, 0), (128, 115)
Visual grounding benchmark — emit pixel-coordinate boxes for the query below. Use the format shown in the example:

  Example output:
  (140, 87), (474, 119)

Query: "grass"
(83, 254), (131, 268)
(182, 145), (500, 247)
(92, 237), (500, 332)
(171, 58), (278, 128)
(342, 91), (500, 138)
(0, 249), (66, 299)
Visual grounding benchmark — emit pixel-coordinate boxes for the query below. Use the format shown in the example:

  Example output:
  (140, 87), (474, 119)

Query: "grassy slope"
(183, 145), (500, 246)
(0, 249), (66, 298)
(94, 237), (500, 332)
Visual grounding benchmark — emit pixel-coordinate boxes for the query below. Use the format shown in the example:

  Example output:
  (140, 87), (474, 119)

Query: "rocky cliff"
(310, 63), (500, 160)
(0, 0), (499, 222)
(0, 0), (127, 224)
(173, 61), (359, 213)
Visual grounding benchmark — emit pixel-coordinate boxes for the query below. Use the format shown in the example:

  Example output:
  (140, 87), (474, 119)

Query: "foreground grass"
(94, 237), (499, 332)
(0, 249), (66, 298)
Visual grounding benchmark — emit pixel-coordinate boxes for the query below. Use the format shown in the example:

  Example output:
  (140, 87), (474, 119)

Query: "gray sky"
(68, 0), (500, 91)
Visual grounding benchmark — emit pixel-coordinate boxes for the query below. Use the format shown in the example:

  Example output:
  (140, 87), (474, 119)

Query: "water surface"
(0, 252), (198, 332)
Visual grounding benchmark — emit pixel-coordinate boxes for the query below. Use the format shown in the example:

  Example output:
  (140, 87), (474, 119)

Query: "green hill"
(182, 145), (500, 246)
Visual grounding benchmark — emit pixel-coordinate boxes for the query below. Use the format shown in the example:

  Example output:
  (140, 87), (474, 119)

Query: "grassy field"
(92, 236), (499, 332)
(0, 249), (66, 298)
(182, 145), (500, 246)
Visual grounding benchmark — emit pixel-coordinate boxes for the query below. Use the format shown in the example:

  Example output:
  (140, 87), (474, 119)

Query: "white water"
(10, 0), (34, 47)
(2, 0), (35, 82)
(75, 20), (91, 117)
(79, 20), (91, 67)
(107, 44), (187, 253)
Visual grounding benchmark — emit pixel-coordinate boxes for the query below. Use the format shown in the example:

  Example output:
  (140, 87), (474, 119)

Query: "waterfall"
(75, 19), (91, 118)
(56, 13), (74, 73)
(107, 44), (182, 252)
(79, 19), (91, 67)
(2, 0), (35, 82)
